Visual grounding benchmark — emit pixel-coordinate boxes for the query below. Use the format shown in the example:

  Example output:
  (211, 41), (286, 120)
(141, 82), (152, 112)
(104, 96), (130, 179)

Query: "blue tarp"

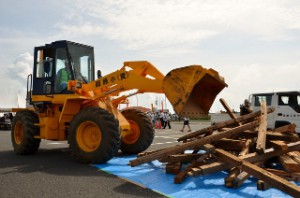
(94, 156), (297, 198)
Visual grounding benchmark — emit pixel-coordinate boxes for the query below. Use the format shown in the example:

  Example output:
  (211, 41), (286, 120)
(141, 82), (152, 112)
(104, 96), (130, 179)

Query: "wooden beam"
(219, 98), (241, 125)
(239, 138), (253, 156)
(256, 100), (267, 153)
(257, 180), (271, 191)
(190, 141), (300, 177)
(129, 121), (259, 167)
(224, 167), (240, 188)
(174, 155), (208, 184)
(242, 130), (300, 142)
(212, 139), (245, 151)
(175, 163), (197, 184)
(137, 148), (168, 157)
(274, 123), (296, 134)
(166, 162), (182, 174)
(224, 138), (254, 188)
(160, 153), (204, 163)
(265, 168), (300, 182)
(178, 107), (274, 142)
(287, 151), (300, 164)
(269, 140), (288, 151)
(216, 148), (300, 197)
(279, 153), (300, 173)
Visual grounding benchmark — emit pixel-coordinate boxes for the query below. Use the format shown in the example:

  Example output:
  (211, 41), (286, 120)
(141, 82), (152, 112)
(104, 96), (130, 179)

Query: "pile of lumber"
(129, 99), (300, 197)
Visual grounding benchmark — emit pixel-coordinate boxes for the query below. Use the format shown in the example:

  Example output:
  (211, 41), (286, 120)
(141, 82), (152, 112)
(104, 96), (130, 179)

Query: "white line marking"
(151, 141), (177, 145)
(155, 136), (178, 139)
(47, 142), (66, 145)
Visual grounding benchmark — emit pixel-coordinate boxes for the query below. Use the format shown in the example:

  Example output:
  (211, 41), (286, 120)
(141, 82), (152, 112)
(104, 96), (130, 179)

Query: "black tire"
(69, 107), (120, 164)
(120, 109), (154, 154)
(11, 110), (41, 154)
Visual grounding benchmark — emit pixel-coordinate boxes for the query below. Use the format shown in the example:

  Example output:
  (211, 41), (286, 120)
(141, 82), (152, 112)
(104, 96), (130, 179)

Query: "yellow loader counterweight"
(10, 40), (227, 163)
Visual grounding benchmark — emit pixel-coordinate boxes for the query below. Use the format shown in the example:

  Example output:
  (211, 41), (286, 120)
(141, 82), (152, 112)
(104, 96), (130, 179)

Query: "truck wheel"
(11, 110), (40, 154)
(69, 107), (120, 164)
(120, 109), (154, 154)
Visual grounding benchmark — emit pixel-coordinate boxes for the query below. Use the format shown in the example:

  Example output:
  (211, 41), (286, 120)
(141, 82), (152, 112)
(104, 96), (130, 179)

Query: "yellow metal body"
(13, 61), (227, 141)
(29, 61), (165, 141)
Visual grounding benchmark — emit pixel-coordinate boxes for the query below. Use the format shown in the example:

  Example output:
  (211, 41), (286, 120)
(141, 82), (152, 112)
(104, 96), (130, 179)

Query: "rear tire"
(11, 110), (40, 154)
(120, 109), (154, 154)
(69, 107), (120, 164)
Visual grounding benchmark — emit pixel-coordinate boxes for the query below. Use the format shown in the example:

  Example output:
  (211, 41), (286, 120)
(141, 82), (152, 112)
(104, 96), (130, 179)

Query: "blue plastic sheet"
(94, 156), (297, 198)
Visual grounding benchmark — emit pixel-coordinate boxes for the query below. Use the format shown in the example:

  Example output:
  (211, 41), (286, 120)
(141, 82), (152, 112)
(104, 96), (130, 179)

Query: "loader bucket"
(163, 65), (227, 118)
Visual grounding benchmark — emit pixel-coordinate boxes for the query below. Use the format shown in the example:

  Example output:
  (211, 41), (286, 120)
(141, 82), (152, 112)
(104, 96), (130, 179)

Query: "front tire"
(120, 109), (154, 154)
(69, 107), (120, 164)
(11, 110), (40, 154)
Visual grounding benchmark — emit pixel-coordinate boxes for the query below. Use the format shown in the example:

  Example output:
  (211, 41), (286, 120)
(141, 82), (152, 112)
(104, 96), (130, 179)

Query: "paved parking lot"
(0, 121), (210, 198)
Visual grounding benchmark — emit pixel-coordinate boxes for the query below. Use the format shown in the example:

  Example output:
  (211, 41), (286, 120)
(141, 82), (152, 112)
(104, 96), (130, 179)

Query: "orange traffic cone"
(155, 120), (162, 129)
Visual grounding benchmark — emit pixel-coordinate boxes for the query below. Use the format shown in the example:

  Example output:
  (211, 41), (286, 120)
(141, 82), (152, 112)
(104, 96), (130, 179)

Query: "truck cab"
(249, 91), (300, 133)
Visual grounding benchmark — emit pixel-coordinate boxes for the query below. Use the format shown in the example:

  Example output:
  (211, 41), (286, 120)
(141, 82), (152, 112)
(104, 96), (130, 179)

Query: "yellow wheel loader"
(11, 40), (227, 163)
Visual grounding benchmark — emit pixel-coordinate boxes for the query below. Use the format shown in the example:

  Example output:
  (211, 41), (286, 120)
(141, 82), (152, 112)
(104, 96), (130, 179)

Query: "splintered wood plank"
(216, 148), (300, 197)
(224, 167), (240, 188)
(242, 130), (300, 142)
(225, 138), (255, 188)
(174, 163), (196, 184)
(129, 121), (259, 167)
(166, 162), (182, 174)
(219, 98), (241, 125)
(174, 155), (208, 184)
(287, 151), (300, 164)
(279, 153), (300, 173)
(274, 123), (296, 134)
(265, 168), (300, 182)
(256, 100), (267, 154)
(269, 140), (288, 151)
(212, 138), (245, 151)
(161, 153), (204, 163)
(239, 138), (253, 156)
(257, 180), (271, 191)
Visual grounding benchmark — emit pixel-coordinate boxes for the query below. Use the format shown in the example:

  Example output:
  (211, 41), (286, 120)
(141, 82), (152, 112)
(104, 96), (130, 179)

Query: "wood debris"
(129, 99), (300, 197)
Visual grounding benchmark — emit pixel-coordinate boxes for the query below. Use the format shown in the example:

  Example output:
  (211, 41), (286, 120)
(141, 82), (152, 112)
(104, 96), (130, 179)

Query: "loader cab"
(30, 40), (95, 99)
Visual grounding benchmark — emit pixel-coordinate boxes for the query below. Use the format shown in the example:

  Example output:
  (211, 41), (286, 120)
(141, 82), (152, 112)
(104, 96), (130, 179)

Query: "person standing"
(180, 117), (191, 132)
(163, 112), (171, 129)
(240, 99), (253, 116)
(159, 111), (165, 128)
(151, 112), (156, 128)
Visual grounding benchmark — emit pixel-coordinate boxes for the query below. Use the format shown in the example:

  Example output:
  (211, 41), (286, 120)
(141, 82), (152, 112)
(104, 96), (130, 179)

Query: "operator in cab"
(55, 61), (72, 93)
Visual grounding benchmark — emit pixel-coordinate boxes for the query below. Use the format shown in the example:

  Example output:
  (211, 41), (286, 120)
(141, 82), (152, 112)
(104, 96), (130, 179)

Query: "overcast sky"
(1, 0), (300, 113)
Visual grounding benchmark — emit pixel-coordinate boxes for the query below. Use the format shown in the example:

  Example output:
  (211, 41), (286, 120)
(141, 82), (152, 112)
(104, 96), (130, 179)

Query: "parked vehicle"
(249, 91), (300, 133)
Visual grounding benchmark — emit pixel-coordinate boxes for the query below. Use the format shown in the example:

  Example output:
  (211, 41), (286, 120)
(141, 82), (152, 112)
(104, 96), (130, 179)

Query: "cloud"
(0, 53), (33, 108)
(7, 52), (33, 84)
(54, 0), (300, 51)
(212, 62), (300, 113)
(0, 0), (299, 113)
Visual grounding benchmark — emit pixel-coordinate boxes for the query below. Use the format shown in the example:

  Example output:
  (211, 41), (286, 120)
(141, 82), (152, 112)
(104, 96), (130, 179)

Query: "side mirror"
(97, 70), (102, 78)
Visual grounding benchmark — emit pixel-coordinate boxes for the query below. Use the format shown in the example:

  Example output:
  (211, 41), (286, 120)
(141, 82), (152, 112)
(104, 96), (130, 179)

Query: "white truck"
(249, 91), (300, 133)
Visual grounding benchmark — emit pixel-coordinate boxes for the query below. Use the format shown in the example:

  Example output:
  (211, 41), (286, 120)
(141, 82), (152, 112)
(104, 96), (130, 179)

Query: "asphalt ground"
(0, 121), (210, 198)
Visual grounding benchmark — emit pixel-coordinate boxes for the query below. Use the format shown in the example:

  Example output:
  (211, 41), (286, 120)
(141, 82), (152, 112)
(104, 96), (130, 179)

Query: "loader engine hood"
(163, 65), (227, 118)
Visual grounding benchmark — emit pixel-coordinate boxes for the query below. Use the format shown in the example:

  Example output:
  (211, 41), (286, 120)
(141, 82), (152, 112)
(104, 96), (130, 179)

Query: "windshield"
(67, 43), (95, 83)
(278, 93), (300, 113)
